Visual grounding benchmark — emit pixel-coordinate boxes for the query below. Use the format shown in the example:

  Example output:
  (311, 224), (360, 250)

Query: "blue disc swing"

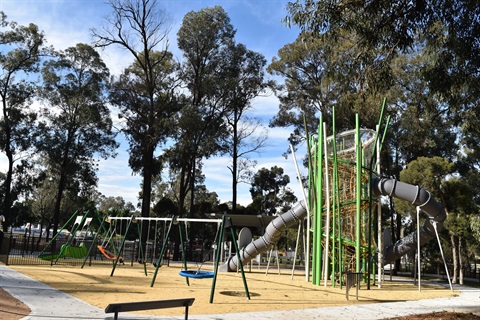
(178, 219), (214, 281)
(179, 269), (214, 279)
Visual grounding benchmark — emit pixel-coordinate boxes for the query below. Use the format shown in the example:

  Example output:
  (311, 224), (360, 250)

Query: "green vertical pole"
(308, 135), (316, 284)
(229, 224), (250, 300)
(310, 142), (316, 283)
(81, 215), (106, 268)
(333, 117), (342, 289)
(303, 116), (314, 283)
(111, 216), (133, 277)
(314, 115), (323, 285)
(136, 221), (147, 276)
(209, 216), (225, 303)
(179, 223), (190, 286)
(150, 216), (175, 287)
(322, 121), (331, 286)
(360, 148), (372, 282)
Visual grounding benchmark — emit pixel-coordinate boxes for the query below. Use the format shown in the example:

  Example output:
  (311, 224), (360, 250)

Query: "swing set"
(96, 217), (125, 263)
(39, 210), (100, 263)
(149, 215), (219, 287)
(38, 210), (132, 269)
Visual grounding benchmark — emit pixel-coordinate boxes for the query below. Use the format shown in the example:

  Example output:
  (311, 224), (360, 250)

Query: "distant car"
(42, 228), (71, 239)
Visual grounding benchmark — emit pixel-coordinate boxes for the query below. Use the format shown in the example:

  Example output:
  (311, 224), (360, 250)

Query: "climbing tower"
(309, 104), (387, 287)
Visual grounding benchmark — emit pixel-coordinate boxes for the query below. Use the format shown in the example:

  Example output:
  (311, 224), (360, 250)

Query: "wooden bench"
(105, 298), (195, 320)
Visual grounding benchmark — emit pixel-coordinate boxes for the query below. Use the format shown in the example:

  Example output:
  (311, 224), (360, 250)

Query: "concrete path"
(1, 264), (479, 320)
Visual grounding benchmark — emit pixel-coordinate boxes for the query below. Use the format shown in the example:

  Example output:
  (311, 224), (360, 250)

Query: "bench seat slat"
(105, 298), (195, 316)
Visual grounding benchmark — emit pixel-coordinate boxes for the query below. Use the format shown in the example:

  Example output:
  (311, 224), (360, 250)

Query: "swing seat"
(62, 242), (87, 258)
(38, 253), (60, 261)
(97, 245), (124, 263)
(179, 270), (214, 279)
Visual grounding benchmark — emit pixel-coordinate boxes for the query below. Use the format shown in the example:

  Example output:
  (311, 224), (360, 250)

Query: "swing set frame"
(39, 210), (105, 265)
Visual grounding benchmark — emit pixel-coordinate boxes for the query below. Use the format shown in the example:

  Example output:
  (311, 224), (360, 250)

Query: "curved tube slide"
(220, 200), (307, 272)
(221, 177), (446, 271)
(371, 177), (446, 264)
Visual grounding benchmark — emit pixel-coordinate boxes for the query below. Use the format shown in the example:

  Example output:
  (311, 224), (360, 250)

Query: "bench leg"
(185, 305), (189, 320)
(114, 311), (118, 320)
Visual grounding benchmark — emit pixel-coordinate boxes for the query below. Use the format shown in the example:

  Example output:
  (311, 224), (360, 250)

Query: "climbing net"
(323, 129), (378, 269)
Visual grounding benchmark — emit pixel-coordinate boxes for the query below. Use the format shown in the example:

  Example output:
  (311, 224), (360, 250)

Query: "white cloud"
(250, 94), (281, 119)
(203, 129), (308, 207)
(1, 0), (307, 211)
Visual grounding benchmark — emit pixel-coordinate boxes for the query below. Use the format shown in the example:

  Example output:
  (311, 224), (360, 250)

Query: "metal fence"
(0, 233), (170, 266)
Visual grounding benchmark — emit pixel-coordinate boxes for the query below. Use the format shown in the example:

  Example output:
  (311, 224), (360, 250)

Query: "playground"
(2, 103), (479, 319)
(0, 262), (463, 319)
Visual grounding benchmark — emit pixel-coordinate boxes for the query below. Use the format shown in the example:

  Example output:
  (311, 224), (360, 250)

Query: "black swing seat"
(179, 270), (214, 279)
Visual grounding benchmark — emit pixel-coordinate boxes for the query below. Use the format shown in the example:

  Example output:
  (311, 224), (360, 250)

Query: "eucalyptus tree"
(170, 6), (235, 215)
(249, 166), (297, 216)
(442, 177), (477, 285)
(36, 43), (117, 241)
(284, 0), (480, 153)
(275, 3), (478, 276)
(384, 44), (458, 174)
(0, 13), (47, 230)
(30, 176), (56, 242)
(222, 43), (268, 212)
(92, 0), (179, 253)
(398, 157), (459, 278)
(268, 29), (386, 150)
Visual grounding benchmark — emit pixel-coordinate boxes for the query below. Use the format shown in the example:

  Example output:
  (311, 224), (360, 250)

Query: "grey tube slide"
(371, 177), (446, 264)
(220, 200), (307, 272)
(222, 176), (445, 271)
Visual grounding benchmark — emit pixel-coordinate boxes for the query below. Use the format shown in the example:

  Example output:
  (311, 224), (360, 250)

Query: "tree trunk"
(140, 145), (154, 261)
(394, 210), (402, 274)
(459, 237), (463, 285)
(2, 151), (13, 231)
(451, 234), (457, 284)
(231, 109), (238, 213)
(189, 158), (196, 217)
(51, 170), (67, 256)
(2, 101), (13, 231)
(175, 159), (191, 261)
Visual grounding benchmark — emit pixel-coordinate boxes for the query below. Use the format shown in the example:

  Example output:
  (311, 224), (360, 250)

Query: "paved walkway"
(1, 264), (479, 320)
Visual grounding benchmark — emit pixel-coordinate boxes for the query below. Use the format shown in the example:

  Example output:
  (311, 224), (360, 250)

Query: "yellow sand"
(9, 263), (456, 317)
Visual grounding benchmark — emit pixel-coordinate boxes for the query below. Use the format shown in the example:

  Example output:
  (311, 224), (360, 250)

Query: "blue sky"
(1, 0), (308, 207)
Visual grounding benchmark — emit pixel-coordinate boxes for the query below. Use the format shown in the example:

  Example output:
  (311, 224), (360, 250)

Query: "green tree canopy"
(168, 6), (236, 215)
(37, 43), (117, 238)
(0, 13), (47, 229)
(249, 166), (297, 216)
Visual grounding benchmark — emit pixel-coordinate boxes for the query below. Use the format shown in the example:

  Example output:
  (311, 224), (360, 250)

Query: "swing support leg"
(209, 217), (250, 303)
(229, 224), (250, 300)
(111, 216), (133, 277)
(209, 216), (225, 303)
(179, 223), (190, 286)
(81, 213), (106, 268)
(151, 216), (175, 287)
(136, 222), (147, 276)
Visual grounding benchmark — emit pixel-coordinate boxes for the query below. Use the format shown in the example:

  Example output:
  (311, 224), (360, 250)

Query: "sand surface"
(9, 263), (456, 317)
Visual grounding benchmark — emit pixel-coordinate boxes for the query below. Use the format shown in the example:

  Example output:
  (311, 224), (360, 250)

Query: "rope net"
(320, 129), (378, 271)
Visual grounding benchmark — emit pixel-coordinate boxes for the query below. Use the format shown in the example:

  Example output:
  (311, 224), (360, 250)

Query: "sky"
(0, 0), (308, 208)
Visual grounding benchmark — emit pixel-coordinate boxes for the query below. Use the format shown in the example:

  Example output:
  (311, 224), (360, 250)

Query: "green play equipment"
(308, 102), (390, 289)
(60, 242), (88, 258)
(108, 215), (137, 277)
(39, 210), (104, 264)
(150, 215), (192, 287)
(216, 99), (391, 291)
